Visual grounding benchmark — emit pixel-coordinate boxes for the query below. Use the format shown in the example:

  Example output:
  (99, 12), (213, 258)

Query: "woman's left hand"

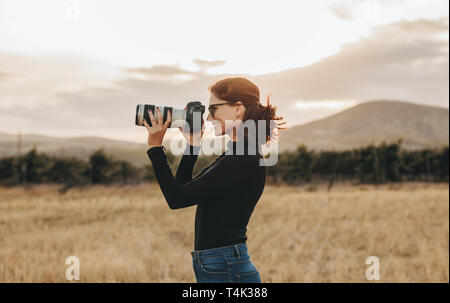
(143, 108), (172, 148)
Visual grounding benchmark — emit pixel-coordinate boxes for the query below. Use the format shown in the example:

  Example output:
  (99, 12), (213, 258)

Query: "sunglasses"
(208, 102), (232, 118)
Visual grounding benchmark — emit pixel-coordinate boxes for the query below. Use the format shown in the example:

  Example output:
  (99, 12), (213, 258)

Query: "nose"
(207, 113), (213, 121)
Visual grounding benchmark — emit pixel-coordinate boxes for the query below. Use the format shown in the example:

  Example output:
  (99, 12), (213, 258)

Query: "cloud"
(0, 71), (11, 82)
(328, 1), (354, 21)
(0, 52), (122, 107)
(124, 65), (198, 77)
(193, 58), (227, 69)
(257, 17), (449, 108)
(122, 58), (227, 83)
(0, 17), (448, 141)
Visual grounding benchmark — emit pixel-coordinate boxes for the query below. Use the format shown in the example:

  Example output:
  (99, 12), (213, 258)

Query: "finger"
(157, 108), (163, 125)
(164, 110), (172, 128)
(180, 122), (188, 133)
(143, 119), (151, 131)
(148, 109), (157, 126)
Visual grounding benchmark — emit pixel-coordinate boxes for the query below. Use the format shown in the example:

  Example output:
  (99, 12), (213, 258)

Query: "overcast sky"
(0, 0), (448, 143)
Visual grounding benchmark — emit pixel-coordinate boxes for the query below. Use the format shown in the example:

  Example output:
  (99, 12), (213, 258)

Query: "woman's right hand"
(179, 108), (205, 146)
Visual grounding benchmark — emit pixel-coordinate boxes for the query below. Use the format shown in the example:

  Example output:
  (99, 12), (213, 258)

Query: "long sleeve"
(175, 145), (200, 184)
(146, 146), (255, 210)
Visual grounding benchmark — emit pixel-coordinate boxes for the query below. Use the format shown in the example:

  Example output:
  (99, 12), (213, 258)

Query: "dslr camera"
(135, 101), (205, 132)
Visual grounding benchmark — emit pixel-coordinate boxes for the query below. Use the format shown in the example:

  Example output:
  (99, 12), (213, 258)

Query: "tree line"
(0, 147), (214, 193)
(267, 139), (449, 185)
(0, 139), (448, 193)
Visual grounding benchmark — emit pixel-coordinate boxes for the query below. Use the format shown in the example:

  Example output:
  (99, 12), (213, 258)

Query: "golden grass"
(0, 182), (448, 282)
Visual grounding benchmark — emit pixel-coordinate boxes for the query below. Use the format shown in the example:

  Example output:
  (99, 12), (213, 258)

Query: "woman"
(143, 77), (285, 283)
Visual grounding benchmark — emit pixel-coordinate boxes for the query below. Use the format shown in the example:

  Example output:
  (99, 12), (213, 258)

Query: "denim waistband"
(191, 243), (247, 259)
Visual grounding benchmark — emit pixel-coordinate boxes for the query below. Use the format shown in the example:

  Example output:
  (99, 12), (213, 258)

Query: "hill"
(278, 100), (449, 152)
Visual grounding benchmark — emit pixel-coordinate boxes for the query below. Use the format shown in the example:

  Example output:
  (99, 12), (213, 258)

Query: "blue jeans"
(191, 243), (261, 283)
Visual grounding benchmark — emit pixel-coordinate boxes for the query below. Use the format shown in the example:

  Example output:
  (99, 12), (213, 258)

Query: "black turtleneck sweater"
(146, 139), (266, 251)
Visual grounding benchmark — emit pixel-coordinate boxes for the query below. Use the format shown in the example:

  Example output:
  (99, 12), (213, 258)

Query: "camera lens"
(135, 104), (188, 128)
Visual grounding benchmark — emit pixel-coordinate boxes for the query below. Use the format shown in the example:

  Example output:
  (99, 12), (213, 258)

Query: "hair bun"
(258, 103), (269, 113)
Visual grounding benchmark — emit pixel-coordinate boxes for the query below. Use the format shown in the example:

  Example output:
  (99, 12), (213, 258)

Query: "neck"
(230, 128), (238, 142)
(226, 133), (263, 157)
(229, 125), (246, 142)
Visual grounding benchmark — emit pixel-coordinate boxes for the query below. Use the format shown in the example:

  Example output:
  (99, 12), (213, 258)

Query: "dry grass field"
(0, 182), (448, 282)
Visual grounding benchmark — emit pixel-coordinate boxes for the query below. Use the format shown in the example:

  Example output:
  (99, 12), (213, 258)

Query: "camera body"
(135, 101), (205, 131)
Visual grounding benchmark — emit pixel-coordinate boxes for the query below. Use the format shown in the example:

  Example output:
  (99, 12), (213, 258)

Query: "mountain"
(0, 101), (448, 165)
(278, 100), (449, 152)
(0, 133), (150, 167)
(0, 132), (228, 167)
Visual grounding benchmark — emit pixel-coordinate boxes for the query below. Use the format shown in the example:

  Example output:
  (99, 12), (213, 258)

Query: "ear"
(235, 101), (245, 115)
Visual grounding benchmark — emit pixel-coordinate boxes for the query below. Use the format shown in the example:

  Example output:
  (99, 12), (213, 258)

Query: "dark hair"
(208, 77), (286, 145)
